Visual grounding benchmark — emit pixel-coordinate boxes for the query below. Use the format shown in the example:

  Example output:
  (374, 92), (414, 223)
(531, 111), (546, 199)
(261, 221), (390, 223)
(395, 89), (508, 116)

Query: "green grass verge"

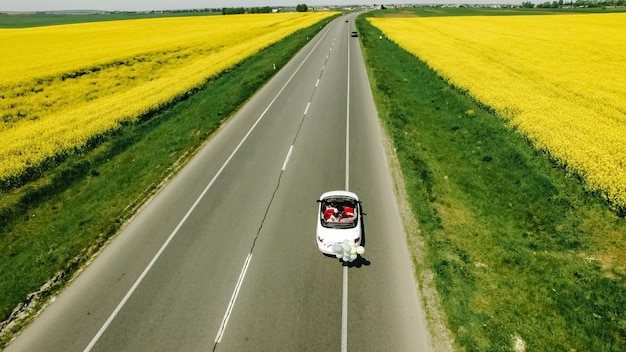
(0, 14), (338, 346)
(357, 12), (626, 352)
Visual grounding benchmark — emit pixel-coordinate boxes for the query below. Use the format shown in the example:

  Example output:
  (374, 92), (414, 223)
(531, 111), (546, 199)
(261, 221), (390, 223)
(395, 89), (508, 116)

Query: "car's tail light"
(318, 236), (323, 243)
(354, 238), (360, 244)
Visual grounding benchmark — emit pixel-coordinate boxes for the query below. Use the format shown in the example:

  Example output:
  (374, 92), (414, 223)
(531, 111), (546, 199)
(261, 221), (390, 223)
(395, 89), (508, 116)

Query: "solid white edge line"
(83, 25), (333, 352)
(341, 266), (349, 352)
(345, 29), (351, 193)
(341, 24), (352, 352)
(215, 252), (253, 343)
(282, 145), (294, 171)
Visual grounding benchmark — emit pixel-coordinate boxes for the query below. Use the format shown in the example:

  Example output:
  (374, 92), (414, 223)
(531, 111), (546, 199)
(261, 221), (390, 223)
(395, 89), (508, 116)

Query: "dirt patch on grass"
(586, 249), (626, 279)
(581, 215), (626, 278)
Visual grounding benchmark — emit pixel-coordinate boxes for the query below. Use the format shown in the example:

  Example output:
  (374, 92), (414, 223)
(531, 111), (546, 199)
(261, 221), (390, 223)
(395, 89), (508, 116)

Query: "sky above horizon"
(1, 0), (520, 12)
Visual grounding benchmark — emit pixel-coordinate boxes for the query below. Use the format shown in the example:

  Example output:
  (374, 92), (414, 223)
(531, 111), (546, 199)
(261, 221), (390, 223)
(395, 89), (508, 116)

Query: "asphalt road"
(6, 13), (432, 352)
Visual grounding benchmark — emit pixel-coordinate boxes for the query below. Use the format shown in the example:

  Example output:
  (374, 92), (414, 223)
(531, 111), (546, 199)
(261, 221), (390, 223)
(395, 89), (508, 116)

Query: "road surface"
(6, 13), (432, 352)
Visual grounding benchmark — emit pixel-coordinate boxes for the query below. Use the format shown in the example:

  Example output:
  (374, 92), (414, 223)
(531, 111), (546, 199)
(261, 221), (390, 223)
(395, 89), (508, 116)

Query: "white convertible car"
(316, 191), (363, 255)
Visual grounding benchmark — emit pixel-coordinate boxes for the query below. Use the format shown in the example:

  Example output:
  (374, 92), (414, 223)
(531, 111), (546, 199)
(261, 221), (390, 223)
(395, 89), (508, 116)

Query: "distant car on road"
(316, 191), (363, 255)
(351, 31), (358, 37)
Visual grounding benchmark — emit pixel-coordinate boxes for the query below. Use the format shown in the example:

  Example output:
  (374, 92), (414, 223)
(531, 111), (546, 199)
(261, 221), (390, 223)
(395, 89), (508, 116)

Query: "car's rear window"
(320, 196), (358, 229)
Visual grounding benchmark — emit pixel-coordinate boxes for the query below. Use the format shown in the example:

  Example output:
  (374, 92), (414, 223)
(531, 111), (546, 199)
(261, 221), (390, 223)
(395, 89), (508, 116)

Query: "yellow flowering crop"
(369, 14), (626, 209)
(0, 12), (335, 184)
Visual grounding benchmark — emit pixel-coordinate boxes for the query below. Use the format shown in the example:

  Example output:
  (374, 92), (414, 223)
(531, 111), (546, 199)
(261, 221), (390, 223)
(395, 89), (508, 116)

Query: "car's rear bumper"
(317, 237), (361, 255)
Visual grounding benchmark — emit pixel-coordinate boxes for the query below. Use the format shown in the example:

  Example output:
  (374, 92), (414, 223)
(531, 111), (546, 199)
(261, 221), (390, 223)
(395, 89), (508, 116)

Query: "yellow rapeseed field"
(369, 14), (626, 209)
(0, 12), (335, 184)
